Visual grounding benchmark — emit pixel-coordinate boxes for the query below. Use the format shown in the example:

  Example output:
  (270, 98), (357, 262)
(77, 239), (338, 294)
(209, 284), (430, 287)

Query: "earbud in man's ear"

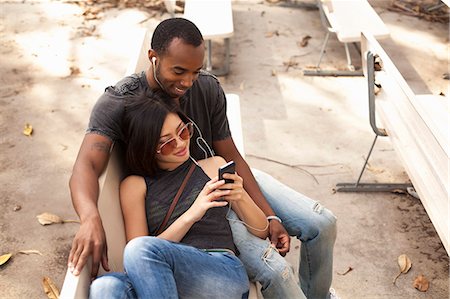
(151, 57), (156, 65)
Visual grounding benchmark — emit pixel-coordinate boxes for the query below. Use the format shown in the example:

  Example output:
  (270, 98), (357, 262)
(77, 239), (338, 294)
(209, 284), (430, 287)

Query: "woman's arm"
(120, 176), (149, 242)
(200, 157), (269, 239)
(227, 184), (269, 239)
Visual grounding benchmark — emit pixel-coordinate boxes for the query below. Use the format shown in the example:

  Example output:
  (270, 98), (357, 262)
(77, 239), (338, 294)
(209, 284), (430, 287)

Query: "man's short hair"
(151, 18), (204, 56)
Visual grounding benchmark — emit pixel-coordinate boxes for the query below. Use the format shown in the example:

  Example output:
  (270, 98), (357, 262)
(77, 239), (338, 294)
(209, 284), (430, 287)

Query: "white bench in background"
(60, 29), (260, 298)
(184, 0), (234, 76)
(337, 32), (449, 255)
(305, 0), (390, 76)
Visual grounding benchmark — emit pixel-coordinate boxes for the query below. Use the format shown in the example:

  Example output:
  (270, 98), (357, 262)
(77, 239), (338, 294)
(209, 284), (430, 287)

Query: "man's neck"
(145, 67), (160, 92)
(145, 68), (181, 105)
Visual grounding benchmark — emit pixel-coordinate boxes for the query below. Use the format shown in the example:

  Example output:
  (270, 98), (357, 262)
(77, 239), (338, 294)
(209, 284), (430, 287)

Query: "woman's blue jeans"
(90, 169), (337, 299)
(230, 169), (337, 299)
(89, 237), (249, 299)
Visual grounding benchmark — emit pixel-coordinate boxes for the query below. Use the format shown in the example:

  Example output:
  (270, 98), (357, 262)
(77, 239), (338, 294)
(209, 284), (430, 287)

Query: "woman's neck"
(157, 158), (189, 172)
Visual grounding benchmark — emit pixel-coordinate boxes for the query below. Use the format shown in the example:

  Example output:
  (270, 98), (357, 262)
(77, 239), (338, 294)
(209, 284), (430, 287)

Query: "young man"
(69, 18), (337, 299)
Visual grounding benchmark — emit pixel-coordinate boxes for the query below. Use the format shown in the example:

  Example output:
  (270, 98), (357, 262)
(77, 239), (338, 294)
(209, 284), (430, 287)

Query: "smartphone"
(218, 161), (235, 184)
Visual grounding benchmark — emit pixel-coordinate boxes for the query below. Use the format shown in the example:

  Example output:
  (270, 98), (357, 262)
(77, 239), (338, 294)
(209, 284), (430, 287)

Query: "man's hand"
(68, 217), (109, 279)
(269, 220), (290, 256)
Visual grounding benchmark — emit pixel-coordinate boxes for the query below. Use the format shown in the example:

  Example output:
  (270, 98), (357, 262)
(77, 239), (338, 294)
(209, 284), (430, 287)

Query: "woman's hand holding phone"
(185, 178), (229, 223)
(220, 172), (245, 203)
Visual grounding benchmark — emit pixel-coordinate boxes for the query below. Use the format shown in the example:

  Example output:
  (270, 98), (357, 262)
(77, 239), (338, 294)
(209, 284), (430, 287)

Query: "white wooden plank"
(376, 72), (449, 197)
(184, 0), (234, 40)
(321, 0), (390, 43)
(376, 90), (449, 254)
(361, 32), (450, 255)
(226, 93), (245, 158)
(414, 94), (450, 157)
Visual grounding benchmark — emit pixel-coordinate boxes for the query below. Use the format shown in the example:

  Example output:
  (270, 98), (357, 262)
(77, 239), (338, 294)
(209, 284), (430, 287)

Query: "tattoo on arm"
(91, 142), (110, 153)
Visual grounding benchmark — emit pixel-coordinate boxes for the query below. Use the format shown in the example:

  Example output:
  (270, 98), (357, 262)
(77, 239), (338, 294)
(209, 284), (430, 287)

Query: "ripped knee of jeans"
(261, 244), (293, 281)
(312, 201), (324, 214)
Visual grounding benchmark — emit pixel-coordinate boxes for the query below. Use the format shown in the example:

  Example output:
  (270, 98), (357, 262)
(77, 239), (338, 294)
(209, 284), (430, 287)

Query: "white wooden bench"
(305, 0), (390, 76)
(183, 0), (234, 76)
(60, 29), (260, 298)
(337, 32), (449, 255)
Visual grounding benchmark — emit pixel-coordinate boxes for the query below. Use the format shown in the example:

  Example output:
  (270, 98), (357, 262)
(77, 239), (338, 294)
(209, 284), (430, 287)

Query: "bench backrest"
(361, 32), (449, 255)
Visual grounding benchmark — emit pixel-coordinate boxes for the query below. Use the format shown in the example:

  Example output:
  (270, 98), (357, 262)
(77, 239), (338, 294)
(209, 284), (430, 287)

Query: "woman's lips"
(174, 147), (188, 156)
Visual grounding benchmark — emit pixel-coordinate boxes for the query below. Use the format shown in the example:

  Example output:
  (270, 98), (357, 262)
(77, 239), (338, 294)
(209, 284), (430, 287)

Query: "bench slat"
(361, 32), (449, 254)
(322, 0), (390, 43)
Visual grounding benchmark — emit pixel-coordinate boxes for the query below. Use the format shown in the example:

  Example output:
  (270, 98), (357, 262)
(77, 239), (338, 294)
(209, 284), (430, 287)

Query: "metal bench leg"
(344, 43), (355, 71)
(303, 33), (362, 76)
(316, 32), (330, 68)
(206, 38), (230, 77)
(335, 50), (414, 193)
(223, 37), (230, 75)
(206, 40), (213, 72)
(335, 135), (413, 192)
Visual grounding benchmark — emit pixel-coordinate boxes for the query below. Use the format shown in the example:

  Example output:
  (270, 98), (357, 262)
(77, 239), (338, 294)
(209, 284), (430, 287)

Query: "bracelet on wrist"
(266, 215), (282, 224)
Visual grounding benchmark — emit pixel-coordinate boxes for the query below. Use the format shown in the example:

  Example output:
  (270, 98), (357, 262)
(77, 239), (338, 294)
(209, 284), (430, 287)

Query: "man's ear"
(148, 49), (157, 62)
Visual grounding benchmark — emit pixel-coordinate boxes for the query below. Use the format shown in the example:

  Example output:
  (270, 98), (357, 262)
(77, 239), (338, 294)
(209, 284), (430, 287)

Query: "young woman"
(89, 93), (268, 299)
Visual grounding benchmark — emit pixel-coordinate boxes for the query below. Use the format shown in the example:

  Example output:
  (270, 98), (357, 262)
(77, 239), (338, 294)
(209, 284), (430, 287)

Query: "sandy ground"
(0, 0), (448, 298)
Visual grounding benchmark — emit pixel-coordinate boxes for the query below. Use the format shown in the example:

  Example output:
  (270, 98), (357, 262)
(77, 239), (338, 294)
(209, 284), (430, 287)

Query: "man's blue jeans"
(89, 237), (249, 299)
(229, 169), (337, 299)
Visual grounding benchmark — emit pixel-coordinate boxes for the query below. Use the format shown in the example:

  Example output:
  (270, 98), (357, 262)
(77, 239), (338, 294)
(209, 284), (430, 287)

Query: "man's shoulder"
(109, 72), (146, 95)
(196, 70), (220, 87)
(190, 70), (222, 98)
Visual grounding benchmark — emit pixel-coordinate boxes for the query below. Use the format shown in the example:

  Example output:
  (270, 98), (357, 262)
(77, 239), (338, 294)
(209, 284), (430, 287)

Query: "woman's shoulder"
(120, 175), (146, 197)
(197, 156), (227, 178)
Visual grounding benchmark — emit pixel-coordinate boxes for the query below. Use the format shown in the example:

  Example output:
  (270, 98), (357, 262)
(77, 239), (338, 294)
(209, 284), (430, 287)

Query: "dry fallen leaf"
(393, 254), (412, 284)
(36, 212), (79, 225)
(0, 253), (12, 266)
(398, 254), (412, 273)
(283, 60), (298, 71)
(42, 276), (60, 299)
(69, 66), (81, 76)
(23, 123), (33, 136)
(239, 81), (245, 91)
(366, 161), (384, 174)
(413, 274), (429, 292)
(37, 212), (63, 225)
(18, 249), (43, 256)
(265, 30), (279, 38)
(337, 266), (354, 275)
(298, 35), (312, 47)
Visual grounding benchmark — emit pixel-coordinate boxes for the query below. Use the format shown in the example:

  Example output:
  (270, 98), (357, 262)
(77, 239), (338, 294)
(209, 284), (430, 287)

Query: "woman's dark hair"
(151, 18), (203, 56)
(123, 91), (189, 177)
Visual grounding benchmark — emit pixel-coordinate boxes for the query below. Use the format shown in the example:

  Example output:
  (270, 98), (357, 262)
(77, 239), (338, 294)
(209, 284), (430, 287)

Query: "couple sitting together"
(69, 18), (337, 299)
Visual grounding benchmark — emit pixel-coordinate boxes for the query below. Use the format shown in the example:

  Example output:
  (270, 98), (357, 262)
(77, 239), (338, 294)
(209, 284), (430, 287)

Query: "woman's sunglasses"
(157, 122), (193, 155)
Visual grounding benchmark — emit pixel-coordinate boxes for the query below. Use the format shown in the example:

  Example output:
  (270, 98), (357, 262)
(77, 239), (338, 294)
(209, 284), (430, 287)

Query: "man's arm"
(68, 133), (112, 278)
(213, 137), (291, 254)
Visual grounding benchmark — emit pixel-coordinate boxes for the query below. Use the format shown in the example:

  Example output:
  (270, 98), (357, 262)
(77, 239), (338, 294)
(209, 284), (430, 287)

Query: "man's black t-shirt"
(87, 70), (231, 160)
